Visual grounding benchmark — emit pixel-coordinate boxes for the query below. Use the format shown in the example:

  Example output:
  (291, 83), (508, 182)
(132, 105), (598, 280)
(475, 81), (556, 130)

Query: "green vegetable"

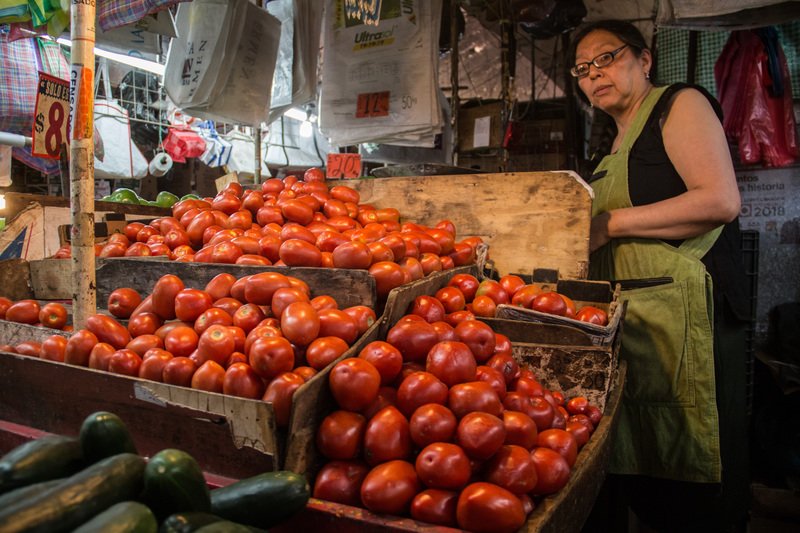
(79, 411), (137, 463)
(110, 188), (140, 204)
(142, 449), (211, 520)
(0, 435), (83, 494)
(180, 193), (201, 201)
(0, 479), (64, 508)
(156, 191), (180, 208)
(159, 512), (227, 533)
(72, 501), (157, 533)
(194, 522), (266, 533)
(210, 471), (309, 529)
(0, 453), (146, 533)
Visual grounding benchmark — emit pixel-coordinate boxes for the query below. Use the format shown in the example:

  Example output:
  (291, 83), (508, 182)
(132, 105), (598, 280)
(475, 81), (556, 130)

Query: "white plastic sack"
(164, 0), (281, 125)
(93, 99), (148, 180)
(222, 129), (270, 176)
(197, 122), (232, 168)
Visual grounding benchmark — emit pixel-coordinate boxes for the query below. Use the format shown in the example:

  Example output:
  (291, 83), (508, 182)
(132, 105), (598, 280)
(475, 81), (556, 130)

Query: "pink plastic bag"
(162, 128), (206, 163)
(715, 30), (798, 167)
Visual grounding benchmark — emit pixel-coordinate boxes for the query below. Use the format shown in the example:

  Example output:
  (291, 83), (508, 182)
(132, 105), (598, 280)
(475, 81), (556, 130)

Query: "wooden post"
(449, 0), (460, 167)
(69, 0), (97, 328)
(254, 126), (262, 183)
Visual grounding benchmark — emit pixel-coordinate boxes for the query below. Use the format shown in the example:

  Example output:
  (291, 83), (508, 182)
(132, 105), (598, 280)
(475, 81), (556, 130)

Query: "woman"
(569, 20), (751, 532)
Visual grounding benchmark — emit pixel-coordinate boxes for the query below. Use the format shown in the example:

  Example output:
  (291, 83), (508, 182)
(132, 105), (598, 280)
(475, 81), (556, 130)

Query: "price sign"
(326, 153), (362, 179)
(355, 91), (390, 118)
(32, 72), (70, 159)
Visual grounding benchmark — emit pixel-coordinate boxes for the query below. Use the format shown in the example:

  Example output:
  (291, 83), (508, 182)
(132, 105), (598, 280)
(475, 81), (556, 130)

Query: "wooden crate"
(333, 172), (592, 279)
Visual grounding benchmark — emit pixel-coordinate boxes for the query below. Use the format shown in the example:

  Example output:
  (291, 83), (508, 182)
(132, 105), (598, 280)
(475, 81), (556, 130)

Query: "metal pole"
(0, 132), (31, 147)
(254, 125), (262, 183)
(69, 0), (97, 329)
(449, 0), (460, 167)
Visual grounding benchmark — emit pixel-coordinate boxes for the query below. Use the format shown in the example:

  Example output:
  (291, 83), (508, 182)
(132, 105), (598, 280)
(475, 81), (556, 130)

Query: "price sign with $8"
(32, 72), (70, 159)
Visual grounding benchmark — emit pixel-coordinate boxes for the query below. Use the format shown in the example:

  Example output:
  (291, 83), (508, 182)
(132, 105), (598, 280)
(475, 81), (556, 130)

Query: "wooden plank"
(0, 259), (34, 300)
(29, 258), (72, 299)
(0, 352), (277, 478)
(3, 192), (170, 221)
(94, 259), (376, 310)
(480, 317), (595, 347)
(334, 172), (592, 279)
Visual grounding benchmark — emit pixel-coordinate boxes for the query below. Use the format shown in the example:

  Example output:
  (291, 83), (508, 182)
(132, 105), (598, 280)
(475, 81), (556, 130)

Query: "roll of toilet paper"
(149, 153), (173, 177)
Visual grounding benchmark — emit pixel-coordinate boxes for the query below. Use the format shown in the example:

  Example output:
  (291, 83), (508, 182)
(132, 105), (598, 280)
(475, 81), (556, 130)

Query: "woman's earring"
(645, 72), (650, 80)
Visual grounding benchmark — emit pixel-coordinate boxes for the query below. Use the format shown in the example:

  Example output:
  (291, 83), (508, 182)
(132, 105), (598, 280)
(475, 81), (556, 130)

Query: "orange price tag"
(31, 72), (70, 159)
(326, 153), (362, 179)
(355, 91), (390, 118)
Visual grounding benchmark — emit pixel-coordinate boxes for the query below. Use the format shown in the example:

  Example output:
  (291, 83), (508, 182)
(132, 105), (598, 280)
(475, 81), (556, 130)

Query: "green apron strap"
(678, 225), (723, 260)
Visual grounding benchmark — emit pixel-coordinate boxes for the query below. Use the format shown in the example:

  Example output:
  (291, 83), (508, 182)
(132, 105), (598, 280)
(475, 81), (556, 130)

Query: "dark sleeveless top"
(627, 83), (750, 321)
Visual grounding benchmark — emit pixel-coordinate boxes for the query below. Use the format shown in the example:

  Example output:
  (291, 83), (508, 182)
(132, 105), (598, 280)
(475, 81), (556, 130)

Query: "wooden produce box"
(333, 172), (592, 279)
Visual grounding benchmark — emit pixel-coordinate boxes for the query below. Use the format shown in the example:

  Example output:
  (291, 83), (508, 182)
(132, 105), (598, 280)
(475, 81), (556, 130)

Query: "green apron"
(589, 85), (723, 483)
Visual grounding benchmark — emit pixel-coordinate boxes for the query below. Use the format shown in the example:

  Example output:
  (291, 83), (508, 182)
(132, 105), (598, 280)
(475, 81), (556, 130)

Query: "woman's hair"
(568, 19), (649, 66)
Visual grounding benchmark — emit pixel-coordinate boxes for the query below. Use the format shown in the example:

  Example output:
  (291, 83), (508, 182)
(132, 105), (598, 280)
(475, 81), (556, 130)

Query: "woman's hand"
(590, 211), (612, 252)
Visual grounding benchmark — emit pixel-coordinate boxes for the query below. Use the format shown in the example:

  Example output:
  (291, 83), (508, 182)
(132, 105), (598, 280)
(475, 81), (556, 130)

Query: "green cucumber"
(79, 411), (138, 463)
(195, 522), (267, 533)
(159, 512), (227, 533)
(210, 471), (309, 529)
(0, 435), (83, 494)
(142, 449), (211, 520)
(0, 453), (145, 533)
(0, 478), (64, 509)
(73, 501), (157, 533)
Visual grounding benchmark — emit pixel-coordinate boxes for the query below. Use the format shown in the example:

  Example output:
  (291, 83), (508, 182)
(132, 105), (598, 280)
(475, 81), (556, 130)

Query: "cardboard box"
(457, 101), (504, 152)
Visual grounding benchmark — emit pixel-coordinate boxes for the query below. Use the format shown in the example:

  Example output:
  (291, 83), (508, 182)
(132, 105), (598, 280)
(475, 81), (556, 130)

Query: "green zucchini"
(141, 449), (211, 520)
(0, 478), (64, 509)
(0, 452), (146, 533)
(0, 435), (83, 493)
(210, 471), (309, 529)
(194, 522), (267, 533)
(159, 512), (227, 533)
(72, 501), (157, 533)
(79, 411), (138, 463)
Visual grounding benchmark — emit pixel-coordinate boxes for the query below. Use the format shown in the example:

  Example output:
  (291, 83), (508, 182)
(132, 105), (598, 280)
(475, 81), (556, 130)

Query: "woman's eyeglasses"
(570, 44), (628, 78)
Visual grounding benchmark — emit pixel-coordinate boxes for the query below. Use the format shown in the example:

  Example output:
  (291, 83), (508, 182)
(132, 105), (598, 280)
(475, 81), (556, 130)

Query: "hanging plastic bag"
(162, 127), (206, 163)
(93, 99), (149, 180)
(197, 122), (232, 168)
(222, 129), (269, 176)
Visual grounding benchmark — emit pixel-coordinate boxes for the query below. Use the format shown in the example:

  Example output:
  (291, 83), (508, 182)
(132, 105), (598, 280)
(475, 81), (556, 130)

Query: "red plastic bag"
(162, 128), (206, 163)
(715, 30), (798, 168)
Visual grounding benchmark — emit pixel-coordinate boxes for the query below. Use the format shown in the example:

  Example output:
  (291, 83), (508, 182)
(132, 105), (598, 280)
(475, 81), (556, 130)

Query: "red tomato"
(398, 256), (424, 281)
(434, 286), (466, 314)
(5, 300), (40, 324)
(486, 352), (520, 386)
(127, 312), (162, 338)
(161, 356), (197, 386)
(86, 314), (131, 349)
(475, 365), (508, 401)
(530, 447), (571, 495)
(305, 336), (349, 370)
(124, 242), (152, 257)
(195, 324), (235, 365)
(448, 242), (477, 267)
(106, 288), (142, 320)
(409, 403), (457, 448)
(194, 307), (233, 335)
(315, 308), (357, 345)
(586, 404), (603, 426)
(531, 291), (568, 316)
(270, 288), (309, 319)
(280, 302), (320, 346)
(502, 410), (538, 450)
(244, 272), (291, 305)
(139, 350), (173, 381)
(493, 333), (513, 357)
(279, 239), (322, 267)
(484, 444), (537, 494)
(415, 442), (471, 490)
(396, 371), (449, 418)
(204, 273), (237, 301)
(498, 275), (526, 299)
(232, 303), (266, 334)
(123, 221), (145, 241)
(566, 395), (589, 415)
(342, 305), (376, 336)
(64, 329), (98, 366)
(575, 305), (609, 326)
(528, 396), (556, 431)
(316, 410), (366, 460)
(262, 371), (305, 427)
(294, 365), (318, 382)
(107, 349), (143, 377)
(537, 428), (579, 467)
(329, 185), (360, 204)
(385, 318), (439, 363)
(425, 341), (477, 388)
(456, 482), (526, 533)
(248, 336), (295, 380)
(88, 342), (115, 370)
(329, 358), (381, 412)
(39, 334), (67, 362)
(222, 362), (264, 399)
(368, 261), (407, 299)
(126, 334), (163, 357)
(360, 460), (420, 515)
(38, 302), (68, 329)
(0, 297), (12, 319)
(560, 294), (578, 318)
(454, 320), (496, 364)
(431, 321), (457, 343)
(444, 310), (475, 326)
(411, 489), (458, 527)
(456, 411), (506, 460)
(407, 295), (445, 324)
(447, 274), (480, 302)
(14, 341), (41, 357)
(358, 341), (402, 386)
(363, 405), (412, 466)
(280, 199), (314, 225)
(312, 460), (370, 507)
(331, 240), (372, 269)
(151, 274), (185, 320)
(567, 420), (592, 448)
(514, 376), (544, 398)
(172, 289), (212, 323)
(367, 241), (394, 264)
(475, 280), (509, 306)
(470, 295), (497, 318)
(449, 381), (503, 419)
(164, 326), (199, 358)
(511, 284), (543, 308)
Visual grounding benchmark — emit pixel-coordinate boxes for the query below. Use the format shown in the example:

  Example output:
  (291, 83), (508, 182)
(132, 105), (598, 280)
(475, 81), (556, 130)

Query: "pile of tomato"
(0, 297), (70, 330)
(312, 299), (603, 532)
(0, 272), (377, 426)
(53, 168), (483, 299)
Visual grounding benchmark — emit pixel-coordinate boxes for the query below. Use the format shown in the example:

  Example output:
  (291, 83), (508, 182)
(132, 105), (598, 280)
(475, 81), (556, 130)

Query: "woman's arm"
(590, 88), (741, 252)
